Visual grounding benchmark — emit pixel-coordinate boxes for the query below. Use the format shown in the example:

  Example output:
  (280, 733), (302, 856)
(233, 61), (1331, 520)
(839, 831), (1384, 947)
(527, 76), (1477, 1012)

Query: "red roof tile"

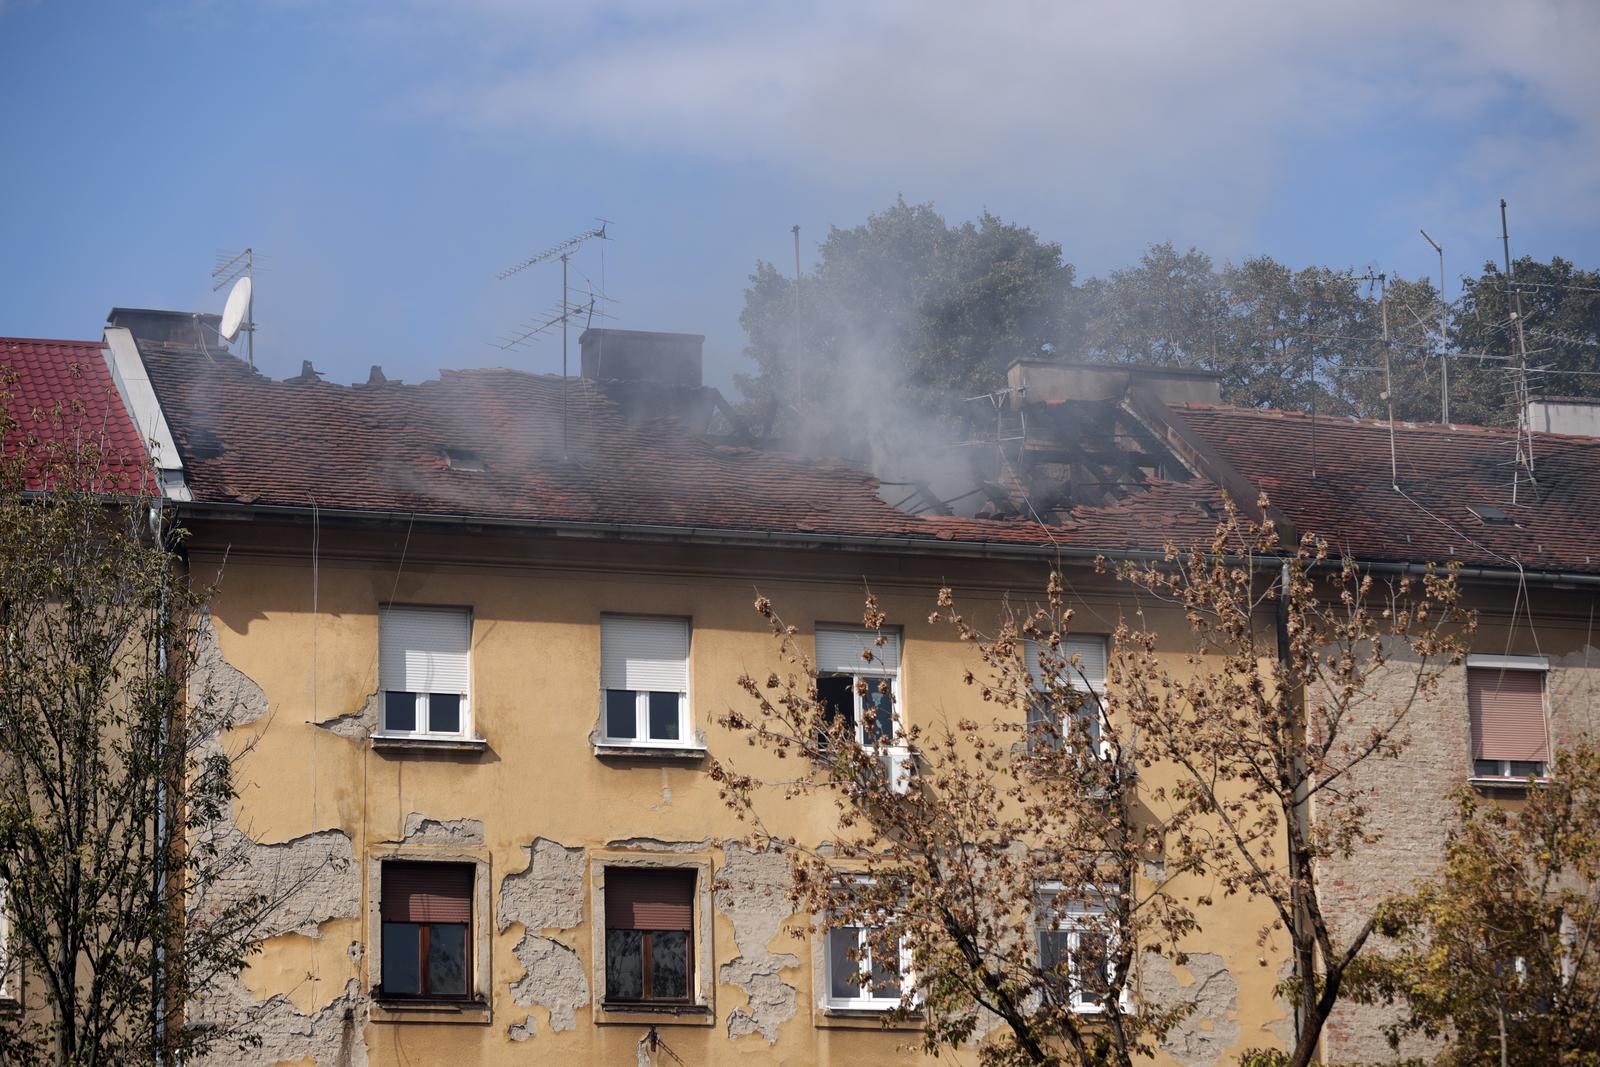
(0, 337), (149, 492)
(1176, 405), (1600, 575)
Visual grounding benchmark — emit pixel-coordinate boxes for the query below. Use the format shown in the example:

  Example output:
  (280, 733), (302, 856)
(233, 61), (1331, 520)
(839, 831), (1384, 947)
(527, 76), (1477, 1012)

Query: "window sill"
(371, 996), (490, 1025)
(595, 1001), (715, 1026)
(815, 1003), (925, 1030)
(592, 741), (708, 762)
(372, 734), (489, 754)
(1469, 775), (1549, 791)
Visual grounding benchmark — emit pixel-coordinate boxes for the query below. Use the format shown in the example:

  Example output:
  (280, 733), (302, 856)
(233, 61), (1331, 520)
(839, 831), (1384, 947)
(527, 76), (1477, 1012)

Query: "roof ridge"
(1174, 402), (1600, 444)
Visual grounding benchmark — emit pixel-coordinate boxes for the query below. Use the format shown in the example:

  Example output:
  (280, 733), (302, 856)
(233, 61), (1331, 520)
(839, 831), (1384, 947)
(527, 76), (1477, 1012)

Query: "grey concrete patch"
(507, 933), (589, 1031)
(192, 971), (368, 1067)
(1263, 957), (1296, 1050)
(605, 836), (712, 852)
(313, 691), (380, 741)
(399, 812), (485, 848)
(507, 1015), (535, 1041)
(499, 838), (585, 933)
(1140, 951), (1240, 1067)
(186, 622), (368, 1067)
(715, 844), (799, 1043)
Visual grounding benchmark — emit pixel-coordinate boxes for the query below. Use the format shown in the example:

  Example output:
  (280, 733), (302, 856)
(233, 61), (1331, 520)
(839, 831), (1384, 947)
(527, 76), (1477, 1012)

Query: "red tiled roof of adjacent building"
(0, 337), (150, 492)
(1175, 404), (1600, 576)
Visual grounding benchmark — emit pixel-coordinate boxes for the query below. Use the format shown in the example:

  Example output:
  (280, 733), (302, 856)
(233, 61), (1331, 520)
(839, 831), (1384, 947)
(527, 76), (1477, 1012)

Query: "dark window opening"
(384, 691), (418, 733)
(817, 673), (855, 746)
(380, 862), (473, 1000)
(604, 867), (695, 1004)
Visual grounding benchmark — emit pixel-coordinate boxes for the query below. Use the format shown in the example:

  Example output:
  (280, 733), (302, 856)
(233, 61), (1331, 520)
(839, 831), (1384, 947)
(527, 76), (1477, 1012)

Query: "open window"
(1037, 887), (1119, 1014)
(379, 606), (472, 740)
(603, 867), (695, 1006)
(1025, 636), (1109, 756)
(814, 626), (901, 748)
(600, 616), (692, 748)
(815, 626), (912, 791)
(380, 862), (474, 1000)
(1468, 656), (1550, 781)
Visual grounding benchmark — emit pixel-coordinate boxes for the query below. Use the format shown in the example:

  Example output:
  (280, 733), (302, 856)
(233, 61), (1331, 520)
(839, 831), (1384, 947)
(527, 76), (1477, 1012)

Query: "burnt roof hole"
(444, 448), (485, 473)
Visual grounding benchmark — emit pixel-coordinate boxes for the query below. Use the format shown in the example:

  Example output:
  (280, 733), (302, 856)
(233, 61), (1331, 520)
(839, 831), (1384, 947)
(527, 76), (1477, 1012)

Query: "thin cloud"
(406, 0), (1598, 244)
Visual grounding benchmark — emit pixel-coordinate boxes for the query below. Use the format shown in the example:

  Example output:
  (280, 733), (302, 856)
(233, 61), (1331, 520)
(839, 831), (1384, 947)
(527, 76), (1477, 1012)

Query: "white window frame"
(377, 605), (473, 741)
(599, 615), (692, 748)
(815, 626), (903, 752)
(1026, 636), (1111, 759)
(1466, 654), (1550, 781)
(1036, 884), (1126, 1015)
(824, 922), (914, 1011)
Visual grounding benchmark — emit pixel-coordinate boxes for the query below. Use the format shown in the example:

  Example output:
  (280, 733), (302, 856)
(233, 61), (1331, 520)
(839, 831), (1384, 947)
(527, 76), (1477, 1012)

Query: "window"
(1025, 636), (1108, 755)
(814, 626), (902, 749)
(1037, 889), (1117, 1014)
(825, 923), (910, 1010)
(604, 867), (695, 1004)
(380, 606), (471, 739)
(600, 616), (691, 746)
(380, 862), (473, 999)
(1467, 656), (1549, 780)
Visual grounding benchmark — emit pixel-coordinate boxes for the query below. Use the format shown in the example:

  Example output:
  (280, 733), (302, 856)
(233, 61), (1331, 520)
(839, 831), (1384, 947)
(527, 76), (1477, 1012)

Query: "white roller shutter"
(1026, 636), (1107, 689)
(815, 626), (901, 674)
(380, 606), (471, 695)
(601, 616), (690, 692)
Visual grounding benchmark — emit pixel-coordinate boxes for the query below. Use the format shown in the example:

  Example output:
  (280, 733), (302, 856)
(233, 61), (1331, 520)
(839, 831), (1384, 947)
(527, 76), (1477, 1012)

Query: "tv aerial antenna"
(495, 221), (612, 460)
(212, 248), (257, 367)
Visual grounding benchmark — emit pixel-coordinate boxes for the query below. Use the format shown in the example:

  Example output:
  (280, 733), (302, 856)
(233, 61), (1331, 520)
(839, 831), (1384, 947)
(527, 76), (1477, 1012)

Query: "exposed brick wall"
(1312, 648), (1463, 1063)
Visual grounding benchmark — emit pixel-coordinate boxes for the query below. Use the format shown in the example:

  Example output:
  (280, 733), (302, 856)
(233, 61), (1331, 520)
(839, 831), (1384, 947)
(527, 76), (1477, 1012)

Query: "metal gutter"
(171, 499), (1600, 587)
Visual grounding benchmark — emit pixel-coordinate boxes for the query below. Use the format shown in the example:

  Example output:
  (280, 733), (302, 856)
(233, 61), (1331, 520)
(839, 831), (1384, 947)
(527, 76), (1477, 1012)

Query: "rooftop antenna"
(1501, 199), (1536, 503)
(1358, 270), (1397, 487)
(496, 221), (611, 461)
(1419, 229), (1448, 423)
(212, 248), (255, 367)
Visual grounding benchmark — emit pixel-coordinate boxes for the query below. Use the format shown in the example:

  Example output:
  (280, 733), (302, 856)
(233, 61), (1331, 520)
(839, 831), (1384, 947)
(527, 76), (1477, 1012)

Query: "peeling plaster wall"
(184, 531), (1301, 1066)
(714, 844), (799, 1043)
(499, 836), (590, 1034)
(1140, 952), (1240, 1067)
(188, 621), (368, 1067)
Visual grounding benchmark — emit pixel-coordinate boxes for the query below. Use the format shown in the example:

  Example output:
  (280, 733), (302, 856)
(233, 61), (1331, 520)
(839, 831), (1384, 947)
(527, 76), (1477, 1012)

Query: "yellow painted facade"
(189, 519), (1295, 1066)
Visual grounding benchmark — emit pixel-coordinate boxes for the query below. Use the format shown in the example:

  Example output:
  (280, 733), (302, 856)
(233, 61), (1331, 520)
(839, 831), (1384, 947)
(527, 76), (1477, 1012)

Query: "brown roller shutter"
(605, 868), (695, 931)
(381, 862), (473, 923)
(1469, 667), (1549, 762)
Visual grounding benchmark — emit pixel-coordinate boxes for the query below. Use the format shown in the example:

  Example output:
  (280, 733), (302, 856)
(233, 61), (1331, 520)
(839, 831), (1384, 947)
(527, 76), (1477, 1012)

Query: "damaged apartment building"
(5, 313), (1600, 1066)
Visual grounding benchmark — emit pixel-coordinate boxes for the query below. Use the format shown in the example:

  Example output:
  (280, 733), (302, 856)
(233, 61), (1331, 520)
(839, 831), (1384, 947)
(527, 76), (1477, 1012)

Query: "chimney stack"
(579, 328), (704, 389)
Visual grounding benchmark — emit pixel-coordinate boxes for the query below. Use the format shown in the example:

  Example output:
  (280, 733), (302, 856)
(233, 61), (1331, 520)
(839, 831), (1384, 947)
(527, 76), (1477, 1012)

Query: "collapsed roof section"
(103, 308), (1600, 578)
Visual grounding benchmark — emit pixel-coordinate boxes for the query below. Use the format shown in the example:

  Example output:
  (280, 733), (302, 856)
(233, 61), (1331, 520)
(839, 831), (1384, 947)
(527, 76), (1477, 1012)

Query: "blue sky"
(2, 1), (1597, 390)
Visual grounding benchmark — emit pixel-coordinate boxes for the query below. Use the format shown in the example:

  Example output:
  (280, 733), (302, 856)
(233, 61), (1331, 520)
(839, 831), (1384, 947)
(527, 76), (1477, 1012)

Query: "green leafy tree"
(736, 197), (1081, 438)
(1368, 744), (1600, 1066)
(1078, 244), (1445, 420)
(1449, 256), (1600, 427)
(0, 387), (267, 1065)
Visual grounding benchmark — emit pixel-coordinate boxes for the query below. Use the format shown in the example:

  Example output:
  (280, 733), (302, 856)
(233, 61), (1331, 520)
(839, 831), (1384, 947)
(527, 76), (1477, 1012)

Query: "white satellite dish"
(220, 275), (252, 343)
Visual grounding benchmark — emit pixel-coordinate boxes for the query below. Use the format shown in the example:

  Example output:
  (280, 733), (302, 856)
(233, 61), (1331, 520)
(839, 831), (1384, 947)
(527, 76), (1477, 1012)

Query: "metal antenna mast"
(1420, 229), (1448, 423)
(1501, 199), (1536, 503)
(212, 247), (255, 367)
(496, 222), (610, 461)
